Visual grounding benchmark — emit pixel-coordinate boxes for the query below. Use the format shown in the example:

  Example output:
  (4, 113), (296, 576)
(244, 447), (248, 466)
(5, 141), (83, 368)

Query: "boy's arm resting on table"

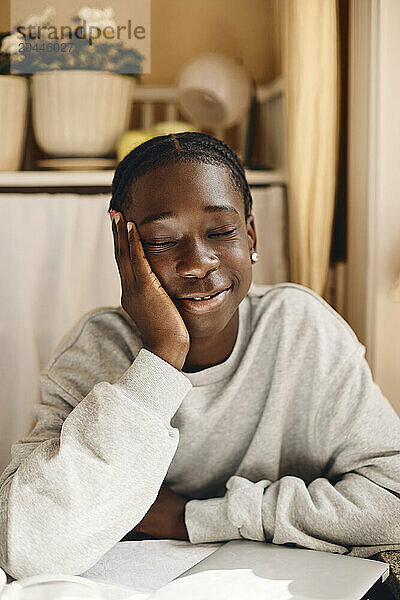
(185, 346), (400, 558)
(0, 348), (192, 579)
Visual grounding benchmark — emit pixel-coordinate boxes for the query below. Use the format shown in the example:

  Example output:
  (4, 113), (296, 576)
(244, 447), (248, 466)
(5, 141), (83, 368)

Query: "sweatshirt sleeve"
(184, 345), (400, 557)
(0, 348), (192, 579)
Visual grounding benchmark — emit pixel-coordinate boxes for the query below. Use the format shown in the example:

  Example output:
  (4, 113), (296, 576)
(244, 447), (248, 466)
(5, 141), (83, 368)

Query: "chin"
(181, 310), (235, 339)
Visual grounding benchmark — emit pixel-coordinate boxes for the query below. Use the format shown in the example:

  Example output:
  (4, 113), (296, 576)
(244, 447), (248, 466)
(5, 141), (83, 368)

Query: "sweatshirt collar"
(181, 294), (251, 386)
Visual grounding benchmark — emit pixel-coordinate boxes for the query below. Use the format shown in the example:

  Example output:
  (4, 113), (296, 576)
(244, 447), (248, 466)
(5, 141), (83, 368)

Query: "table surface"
(4, 548), (400, 598)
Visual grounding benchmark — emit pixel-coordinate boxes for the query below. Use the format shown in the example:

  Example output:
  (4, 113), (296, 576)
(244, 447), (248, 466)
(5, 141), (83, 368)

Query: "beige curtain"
(281, 0), (340, 295)
(391, 273), (400, 302)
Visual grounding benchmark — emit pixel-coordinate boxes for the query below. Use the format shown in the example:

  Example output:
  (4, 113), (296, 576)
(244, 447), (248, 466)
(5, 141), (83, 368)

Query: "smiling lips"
(177, 283), (232, 299)
(177, 284), (233, 312)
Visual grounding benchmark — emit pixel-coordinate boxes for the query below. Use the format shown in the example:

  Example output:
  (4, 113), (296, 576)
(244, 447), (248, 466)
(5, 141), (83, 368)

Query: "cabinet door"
(0, 193), (120, 470)
(250, 185), (289, 285)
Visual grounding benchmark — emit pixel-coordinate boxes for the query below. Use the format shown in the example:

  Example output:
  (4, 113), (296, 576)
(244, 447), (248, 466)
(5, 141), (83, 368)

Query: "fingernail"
(113, 213), (120, 224)
(127, 222), (133, 232)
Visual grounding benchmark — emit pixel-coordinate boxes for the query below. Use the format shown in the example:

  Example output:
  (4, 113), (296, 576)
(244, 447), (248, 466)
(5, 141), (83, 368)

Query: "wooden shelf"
(0, 169), (286, 189)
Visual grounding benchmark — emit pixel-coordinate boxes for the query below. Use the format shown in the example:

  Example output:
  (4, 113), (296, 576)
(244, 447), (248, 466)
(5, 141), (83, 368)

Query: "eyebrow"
(139, 204), (240, 226)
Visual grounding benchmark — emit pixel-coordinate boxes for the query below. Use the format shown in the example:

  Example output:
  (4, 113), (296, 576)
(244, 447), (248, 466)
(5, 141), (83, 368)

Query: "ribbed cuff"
(260, 480), (279, 541)
(185, 476), (273, 545)
(184, 496), (241, 544)
(114, 348), (192, 425)
(225, 475), (271, 541)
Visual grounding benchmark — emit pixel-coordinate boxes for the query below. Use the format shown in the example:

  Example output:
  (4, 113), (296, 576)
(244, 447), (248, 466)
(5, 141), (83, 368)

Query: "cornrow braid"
(109, 132), (253, 220)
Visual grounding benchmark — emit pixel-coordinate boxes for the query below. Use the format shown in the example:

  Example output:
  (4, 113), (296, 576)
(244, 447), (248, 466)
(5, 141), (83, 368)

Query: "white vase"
(31, 70), (135, 157)
(0, 76), (28, 171)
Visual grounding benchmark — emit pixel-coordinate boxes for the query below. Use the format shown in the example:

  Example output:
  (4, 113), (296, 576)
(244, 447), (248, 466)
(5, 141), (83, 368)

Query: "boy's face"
(124, 161), (257, 339)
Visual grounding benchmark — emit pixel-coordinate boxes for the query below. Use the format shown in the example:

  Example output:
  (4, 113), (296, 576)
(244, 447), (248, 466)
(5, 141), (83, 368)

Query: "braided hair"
(109, 132), (253, 220)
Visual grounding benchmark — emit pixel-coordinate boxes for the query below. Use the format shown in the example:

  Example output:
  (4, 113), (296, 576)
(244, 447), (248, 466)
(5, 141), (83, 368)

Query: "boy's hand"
(110, 211), (190, 371)
(132, 484), (190, 540)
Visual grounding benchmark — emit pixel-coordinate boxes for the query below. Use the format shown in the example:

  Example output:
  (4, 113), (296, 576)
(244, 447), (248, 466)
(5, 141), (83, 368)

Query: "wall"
(143, 0), (281, 84)
(0, 0), (281, 84)
(0, 0), (9, 31)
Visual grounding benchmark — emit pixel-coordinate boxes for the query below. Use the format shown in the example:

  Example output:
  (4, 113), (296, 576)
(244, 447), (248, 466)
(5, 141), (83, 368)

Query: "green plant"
(0, 32), (22, 75)
(1, 6), (144, 77)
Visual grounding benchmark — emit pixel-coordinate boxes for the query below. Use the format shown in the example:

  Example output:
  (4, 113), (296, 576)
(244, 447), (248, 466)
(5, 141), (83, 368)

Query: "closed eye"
(209, 228), (237, 237)
(144, 240), (176, 247)
(144, 228), (238, 247)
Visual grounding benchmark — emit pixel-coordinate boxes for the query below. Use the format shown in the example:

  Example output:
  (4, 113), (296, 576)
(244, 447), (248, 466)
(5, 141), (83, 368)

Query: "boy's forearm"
(0, 349), (192, 578)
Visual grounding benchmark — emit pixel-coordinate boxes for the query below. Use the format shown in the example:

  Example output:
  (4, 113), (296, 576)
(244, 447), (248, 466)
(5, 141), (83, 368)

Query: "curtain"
(392, 273), (400, 302)
(281, 0), (340, 295)
(0, 194), (121, 471)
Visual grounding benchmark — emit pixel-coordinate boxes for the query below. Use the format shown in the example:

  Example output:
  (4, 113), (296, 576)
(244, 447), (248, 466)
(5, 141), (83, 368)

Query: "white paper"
(0, 568), (6, 595)
(82, 540), (223, 599)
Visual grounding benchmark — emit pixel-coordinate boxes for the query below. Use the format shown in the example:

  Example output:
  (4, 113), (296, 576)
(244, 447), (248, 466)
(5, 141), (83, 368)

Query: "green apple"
(118, 122), (198, 162)
(117, 130), (154, 162)
(152, 121), (198, 136)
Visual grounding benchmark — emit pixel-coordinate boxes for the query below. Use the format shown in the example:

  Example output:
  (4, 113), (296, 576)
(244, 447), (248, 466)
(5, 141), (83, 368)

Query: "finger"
(111, 212), (120, 267)
(111, 212), (136, 289)
(117, 213), (138, 288)
(126, 221), (154, 280)
(111, 213), (123, 277)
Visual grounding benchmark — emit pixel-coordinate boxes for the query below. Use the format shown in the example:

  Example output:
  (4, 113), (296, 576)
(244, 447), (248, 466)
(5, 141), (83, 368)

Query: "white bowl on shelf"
(31, 70), (135, 157)
(0, 76), (28, 171)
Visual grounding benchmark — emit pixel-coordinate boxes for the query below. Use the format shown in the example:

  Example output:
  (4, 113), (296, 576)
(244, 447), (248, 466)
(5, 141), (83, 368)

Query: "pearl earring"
(251, 251), (259, 263)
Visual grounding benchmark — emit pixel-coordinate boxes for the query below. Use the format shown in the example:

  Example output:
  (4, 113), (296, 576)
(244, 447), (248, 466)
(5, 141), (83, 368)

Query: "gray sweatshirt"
(1, 283), (400, 579)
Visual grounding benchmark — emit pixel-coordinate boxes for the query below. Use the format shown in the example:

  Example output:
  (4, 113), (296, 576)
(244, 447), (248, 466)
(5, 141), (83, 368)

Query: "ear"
(246, 213), (257, 253)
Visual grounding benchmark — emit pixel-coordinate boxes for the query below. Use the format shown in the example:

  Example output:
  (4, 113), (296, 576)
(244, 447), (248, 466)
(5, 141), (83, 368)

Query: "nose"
(176, 238), (220, 279)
